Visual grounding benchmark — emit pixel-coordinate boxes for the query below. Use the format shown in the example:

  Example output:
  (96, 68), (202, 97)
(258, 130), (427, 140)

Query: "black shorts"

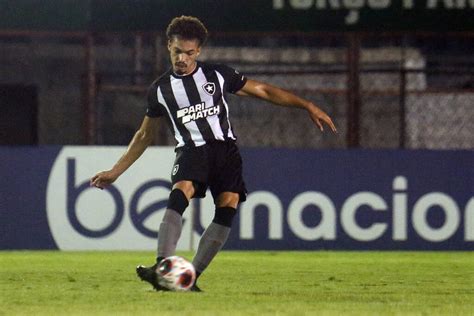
(171, 140), (247, 202)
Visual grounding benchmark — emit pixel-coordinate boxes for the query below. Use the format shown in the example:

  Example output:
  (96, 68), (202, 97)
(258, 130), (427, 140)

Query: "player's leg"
(192, 192), (239, 283)
(137, 145), (208, 290)
(147, 145), (207, 266)
(136, 180), (195, 290)
(156, 180), (195, 262)
(191, 141), (246, 290)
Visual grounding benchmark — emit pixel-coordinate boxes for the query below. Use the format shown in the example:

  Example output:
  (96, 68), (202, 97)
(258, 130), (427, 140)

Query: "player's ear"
(167, 40), (172, 51)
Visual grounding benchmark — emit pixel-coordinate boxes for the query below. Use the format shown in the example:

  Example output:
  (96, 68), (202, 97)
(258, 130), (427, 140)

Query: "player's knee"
(167, 188), (189, 215)
(172, 180), (195, 200)
(213, 207), (237, 228)
(216, 192), (240, 208)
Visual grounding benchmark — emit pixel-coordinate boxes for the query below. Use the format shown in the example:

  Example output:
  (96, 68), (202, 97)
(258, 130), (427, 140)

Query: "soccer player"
(90, 16), (337, 292)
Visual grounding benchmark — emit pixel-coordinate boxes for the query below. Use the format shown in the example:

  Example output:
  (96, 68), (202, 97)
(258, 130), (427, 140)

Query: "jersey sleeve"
(146, 83), (165, 117)
(216, 64), (247, 94)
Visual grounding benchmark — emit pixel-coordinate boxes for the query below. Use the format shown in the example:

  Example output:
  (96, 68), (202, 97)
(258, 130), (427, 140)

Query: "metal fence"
(96, 32), (473, 149)
(1, 31), (473, 148)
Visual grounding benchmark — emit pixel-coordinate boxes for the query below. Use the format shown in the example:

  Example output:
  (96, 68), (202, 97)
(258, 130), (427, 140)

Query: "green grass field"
(0, 251), (473, 315)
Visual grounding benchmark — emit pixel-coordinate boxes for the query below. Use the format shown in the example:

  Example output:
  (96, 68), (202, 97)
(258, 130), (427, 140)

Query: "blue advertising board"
(0, 146), (472, 250)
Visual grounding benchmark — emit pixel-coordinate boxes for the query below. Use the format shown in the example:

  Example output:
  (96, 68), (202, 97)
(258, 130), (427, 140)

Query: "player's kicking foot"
(190, 281), (202, 292)
(136, 264), (168, 291)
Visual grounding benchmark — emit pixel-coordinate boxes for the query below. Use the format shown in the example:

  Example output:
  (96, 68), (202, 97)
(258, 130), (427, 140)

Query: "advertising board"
(0, 147), (472, 250)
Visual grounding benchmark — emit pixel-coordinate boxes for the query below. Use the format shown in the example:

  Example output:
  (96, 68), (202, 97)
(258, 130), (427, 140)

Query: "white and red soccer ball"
(156, 256), (196, 291)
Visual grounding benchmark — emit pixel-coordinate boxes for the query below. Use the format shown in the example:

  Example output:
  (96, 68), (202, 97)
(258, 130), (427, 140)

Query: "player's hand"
(308, 105), (337, 133)
(90, 170), (119, 189)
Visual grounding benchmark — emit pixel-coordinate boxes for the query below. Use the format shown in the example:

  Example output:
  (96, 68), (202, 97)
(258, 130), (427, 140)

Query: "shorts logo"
(202, 82), (216, 96)
(172, 164), (179, 176)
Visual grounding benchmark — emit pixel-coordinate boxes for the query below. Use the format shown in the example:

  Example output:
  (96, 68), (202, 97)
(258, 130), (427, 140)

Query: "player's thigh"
(215, 191), (240, 208)
(209, 142), (247, 203)
(171, 146), (209, 198)
(172, 180), (195, 200)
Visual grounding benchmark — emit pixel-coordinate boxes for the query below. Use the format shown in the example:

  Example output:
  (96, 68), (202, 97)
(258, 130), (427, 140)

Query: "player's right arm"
(90, 116), (158, 189)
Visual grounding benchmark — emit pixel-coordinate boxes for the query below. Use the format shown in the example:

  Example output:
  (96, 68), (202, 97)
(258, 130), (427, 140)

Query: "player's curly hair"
(166, 16), (208, 46)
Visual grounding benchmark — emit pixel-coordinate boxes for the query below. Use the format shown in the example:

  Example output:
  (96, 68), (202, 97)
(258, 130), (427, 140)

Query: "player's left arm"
(237, 79), (337, 133)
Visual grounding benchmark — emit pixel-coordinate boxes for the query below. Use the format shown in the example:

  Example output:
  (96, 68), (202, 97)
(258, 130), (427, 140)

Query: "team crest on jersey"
(202, 82), (216, 96)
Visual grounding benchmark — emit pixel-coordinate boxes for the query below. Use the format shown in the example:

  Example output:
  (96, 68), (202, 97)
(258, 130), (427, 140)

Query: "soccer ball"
(156, 256), (196, 291)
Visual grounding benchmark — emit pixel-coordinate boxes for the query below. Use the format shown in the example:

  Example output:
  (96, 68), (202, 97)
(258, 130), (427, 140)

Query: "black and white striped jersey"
(146, 61), (247, 147)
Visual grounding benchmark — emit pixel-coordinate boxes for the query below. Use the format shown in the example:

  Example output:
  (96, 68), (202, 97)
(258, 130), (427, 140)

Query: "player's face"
(168, 37), (201, 75)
